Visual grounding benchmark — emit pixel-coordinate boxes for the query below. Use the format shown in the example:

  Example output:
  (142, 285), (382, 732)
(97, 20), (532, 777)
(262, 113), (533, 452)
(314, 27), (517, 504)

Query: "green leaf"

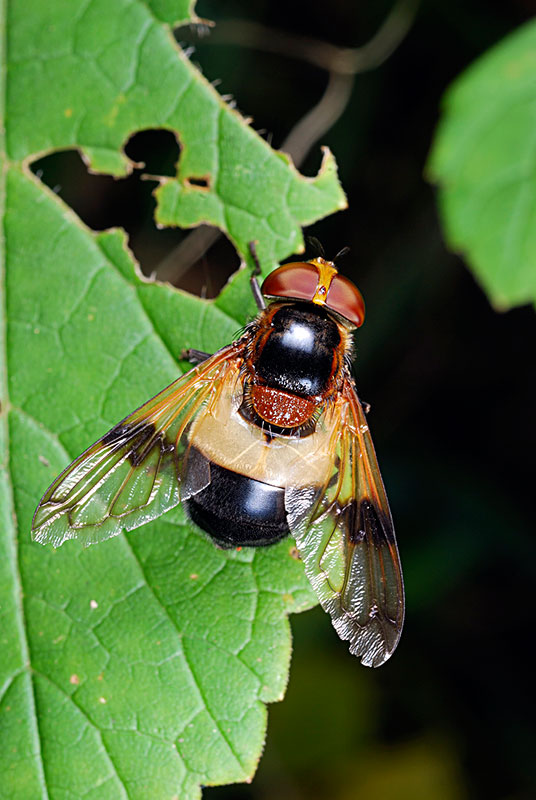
(0, 1), (346, 797)
(427, 19), (536, 310)
(9, 0), (345, 267)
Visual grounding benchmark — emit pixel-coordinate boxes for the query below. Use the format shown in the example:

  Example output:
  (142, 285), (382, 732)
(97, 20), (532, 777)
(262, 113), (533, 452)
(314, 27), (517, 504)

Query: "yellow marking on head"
(310, 258), (338, 306)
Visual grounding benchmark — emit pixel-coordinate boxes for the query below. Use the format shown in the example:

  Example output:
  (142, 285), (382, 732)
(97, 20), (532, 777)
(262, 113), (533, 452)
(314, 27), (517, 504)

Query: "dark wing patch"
(285, 379), (404, 667)
(100, 421), (170, 468)
(32, 344), (244, 547)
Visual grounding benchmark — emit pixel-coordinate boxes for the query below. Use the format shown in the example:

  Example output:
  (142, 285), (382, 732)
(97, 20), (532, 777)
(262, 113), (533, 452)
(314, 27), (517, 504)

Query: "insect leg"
(182, 348), (213, 365)
(360, 398), (371, 414)
(248, 241), (267, 311)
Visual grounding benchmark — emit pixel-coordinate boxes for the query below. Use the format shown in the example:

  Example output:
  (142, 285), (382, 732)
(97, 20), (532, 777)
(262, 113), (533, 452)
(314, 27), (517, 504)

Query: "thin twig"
(152, 226), (221, 284)
(210, 0), (419, 76)
(280, 72), (355, 168)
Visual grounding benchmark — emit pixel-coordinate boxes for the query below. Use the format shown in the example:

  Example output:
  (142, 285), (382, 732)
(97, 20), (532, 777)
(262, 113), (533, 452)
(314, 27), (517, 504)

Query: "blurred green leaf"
(427, 19), (536, 310)
(0, 0), (347, 797)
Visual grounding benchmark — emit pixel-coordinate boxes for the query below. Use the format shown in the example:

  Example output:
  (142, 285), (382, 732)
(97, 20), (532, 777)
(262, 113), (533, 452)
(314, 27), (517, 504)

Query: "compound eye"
(327, 274), (365, 328)
(261, 262), (319, 303)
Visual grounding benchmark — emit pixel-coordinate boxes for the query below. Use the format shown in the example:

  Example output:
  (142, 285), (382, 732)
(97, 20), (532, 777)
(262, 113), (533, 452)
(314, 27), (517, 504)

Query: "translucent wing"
(286, 378), (404, 667)
(32, 344), (244, 547)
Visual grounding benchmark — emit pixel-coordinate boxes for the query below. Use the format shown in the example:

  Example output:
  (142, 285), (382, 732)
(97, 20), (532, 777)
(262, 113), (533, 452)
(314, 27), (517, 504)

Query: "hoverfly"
(32, 246), (404, 667)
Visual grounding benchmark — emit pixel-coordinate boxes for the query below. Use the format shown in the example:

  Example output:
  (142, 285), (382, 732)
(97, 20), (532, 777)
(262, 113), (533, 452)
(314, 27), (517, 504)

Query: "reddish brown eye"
(326, 274), (365, 328)
(261, 262), (319, 302)
(261, 259), (366, 328)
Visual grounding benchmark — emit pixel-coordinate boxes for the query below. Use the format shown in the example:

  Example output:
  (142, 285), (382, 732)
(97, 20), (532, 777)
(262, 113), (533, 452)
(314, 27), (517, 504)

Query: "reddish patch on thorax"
(251, 385), (316, 427)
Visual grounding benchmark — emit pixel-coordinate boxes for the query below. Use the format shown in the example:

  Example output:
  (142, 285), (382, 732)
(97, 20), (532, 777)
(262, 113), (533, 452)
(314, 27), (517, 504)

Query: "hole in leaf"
(125, 128), (181, 176)
(184, 175), (211, 190)
(30, 129), (239, 297)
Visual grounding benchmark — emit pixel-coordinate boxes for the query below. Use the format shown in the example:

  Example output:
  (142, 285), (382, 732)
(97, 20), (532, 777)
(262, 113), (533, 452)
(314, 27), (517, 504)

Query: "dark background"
(33, 1), (536, 798)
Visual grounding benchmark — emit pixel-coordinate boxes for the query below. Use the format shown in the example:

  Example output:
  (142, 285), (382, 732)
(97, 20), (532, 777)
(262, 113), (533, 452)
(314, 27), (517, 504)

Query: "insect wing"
(32, 345), (243, 547)
(285, 380), (404, 667)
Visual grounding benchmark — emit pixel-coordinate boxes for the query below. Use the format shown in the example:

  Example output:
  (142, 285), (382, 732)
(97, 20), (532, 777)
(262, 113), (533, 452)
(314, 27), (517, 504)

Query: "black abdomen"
(183, 447), (290, 548)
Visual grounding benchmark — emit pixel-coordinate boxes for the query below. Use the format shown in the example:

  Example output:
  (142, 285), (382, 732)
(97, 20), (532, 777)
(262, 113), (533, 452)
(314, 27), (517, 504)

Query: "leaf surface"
(427, 19), (536, 309)
(0, 1), (346, 796)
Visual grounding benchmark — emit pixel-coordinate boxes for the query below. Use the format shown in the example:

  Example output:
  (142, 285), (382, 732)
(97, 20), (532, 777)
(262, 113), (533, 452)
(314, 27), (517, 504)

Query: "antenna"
(305, 236), (325, 258)
(333, 246), (350, 263)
